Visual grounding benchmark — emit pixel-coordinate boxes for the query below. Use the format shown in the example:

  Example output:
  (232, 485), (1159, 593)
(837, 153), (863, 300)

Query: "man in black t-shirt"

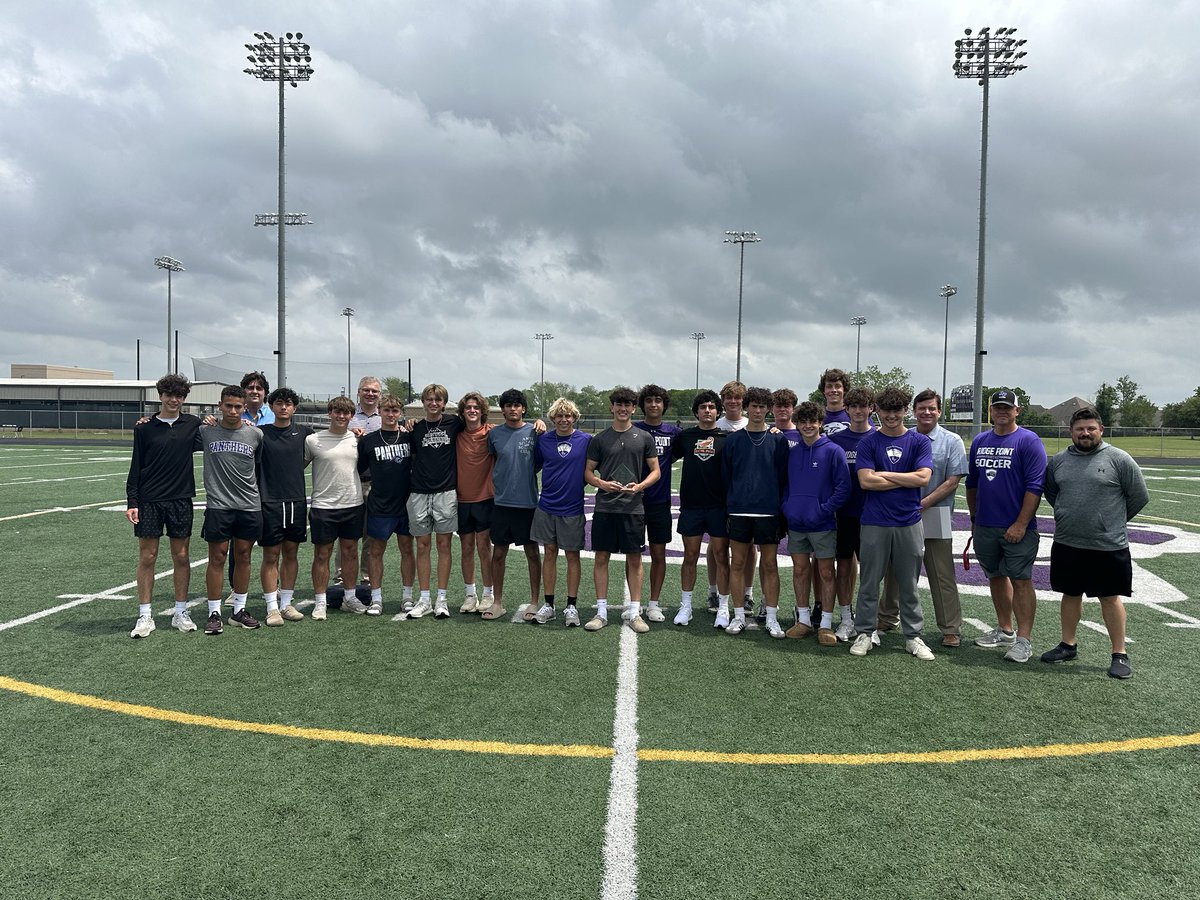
(358, 395), (416, 617)
(258, 388), (313, 626)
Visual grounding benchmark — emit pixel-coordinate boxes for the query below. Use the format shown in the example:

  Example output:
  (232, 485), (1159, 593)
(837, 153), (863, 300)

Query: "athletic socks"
(207, 599), (221, 615)
(566, 596), (578, 607)
(628, 601), (642, 619)
(733, 607), (746, 623)
(402, 585), (414, 602)
(596, 598), (608, 621)
(820, 611), (832, 629)
(173, 600), (187, 614)
(232, 593), (248, 614)
(280, 589), (294, 609)
(436, 589), (447, 602)
(371, 588), (383, 603)
(420, 590), (431, 604)
(797, 605), (813, 627)
(464, 582), (476, 597)
(264, 591), (279, 613)
(544, 594), (555, 607)
(681, 590), (693, 605)
(839, 603), (853, 623)
(139, 603), (152, 617)
(765, 606), (779, 627)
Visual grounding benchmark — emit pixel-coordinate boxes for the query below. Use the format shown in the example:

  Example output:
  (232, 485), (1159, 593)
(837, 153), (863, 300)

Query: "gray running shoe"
(975, 627), (1016, 648)
(130, 615), (156, 639)
(563, 606), (581, 628)
(1004, 636), (1033, 663)
(170, 610), (197, 633)
(342, 596), (370, 614)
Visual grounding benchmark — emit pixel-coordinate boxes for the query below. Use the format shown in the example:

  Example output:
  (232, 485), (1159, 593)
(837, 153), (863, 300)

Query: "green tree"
(1095, 383), (1118, 426)
(383, 377), (413, 403)
(852, 365), (914, 397)
(1108, 375), (1158, 427)
(1160, 388), (1200, 429)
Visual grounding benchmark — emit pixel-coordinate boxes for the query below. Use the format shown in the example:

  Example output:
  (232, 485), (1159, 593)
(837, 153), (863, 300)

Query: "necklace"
(746, 429), (770, 446)
(381, 429), (400, 446)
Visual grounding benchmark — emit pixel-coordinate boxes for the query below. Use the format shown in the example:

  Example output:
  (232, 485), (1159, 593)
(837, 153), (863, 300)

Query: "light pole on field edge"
(342, 307), (354, 395)
(535, 333), (554, 413)
(850, 316), (866, 374)
(954, 26), (1028, 435)
(244, 30), (315, 388)
(154, 256), (184, 374)
(691, 332), (705, 389)
(940, 284), (958, 404)
(723, 231), (760, 384)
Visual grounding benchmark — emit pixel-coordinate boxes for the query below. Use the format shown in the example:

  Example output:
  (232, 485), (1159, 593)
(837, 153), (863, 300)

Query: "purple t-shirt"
(856, 428), (933, 528)
(779, 427), (801, 451)
(829, 426), (875, 517)
(965, 427), (1047, 529)
(634, 420), (682, 506)
(534, 430), (591, 517)
(822, 407), (851, 437)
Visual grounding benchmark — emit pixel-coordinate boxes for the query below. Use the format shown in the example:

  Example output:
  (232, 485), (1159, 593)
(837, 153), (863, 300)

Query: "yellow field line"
(1135, 514), (1200, 529)
(3, 674), (1198, 766)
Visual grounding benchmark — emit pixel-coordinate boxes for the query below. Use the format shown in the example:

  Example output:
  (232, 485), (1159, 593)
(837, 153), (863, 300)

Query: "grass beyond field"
(2, 445), (1199, 899)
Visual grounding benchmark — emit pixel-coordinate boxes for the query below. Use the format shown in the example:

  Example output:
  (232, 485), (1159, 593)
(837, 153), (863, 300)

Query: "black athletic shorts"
(727, 514), (779, 547)
(310, 505), (365, 545)
(677, 507), (728, 539)
(133, 498), (194, 540)
(835, 513), (862, 561)
(590, 511), (646, 555)
(491, 505), (535, 546)
(260, 500), (307, 547)
(202, 507), (262, 543)
(457, 498), (494, 535)
(644, 502), (673, 545)
(1050, 542), (1133, 598)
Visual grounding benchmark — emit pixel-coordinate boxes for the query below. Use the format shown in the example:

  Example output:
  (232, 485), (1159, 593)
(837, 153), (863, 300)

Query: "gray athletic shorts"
(973, 525), (1039, 580)
(407, 489), (457, 536)
(531, 508), (586, 551)
(787, 529), (837, 559)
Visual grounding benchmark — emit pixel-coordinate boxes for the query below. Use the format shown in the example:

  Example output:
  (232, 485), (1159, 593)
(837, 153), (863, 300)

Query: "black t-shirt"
(258, 422), (312, 502)
(671, 427), (728, 509)
(126, 414), (203, 507)
(357, 429), (413, 516)
(409, 415), (465, 494)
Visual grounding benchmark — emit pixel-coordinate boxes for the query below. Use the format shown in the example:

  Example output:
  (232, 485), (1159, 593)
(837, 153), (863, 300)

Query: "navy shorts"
(366, 512), (412, 541)
(491, 505), (535, 546)
(727, 515), (780, 547)
(644, 502), (673, 545)
(677, 507), (728, 539)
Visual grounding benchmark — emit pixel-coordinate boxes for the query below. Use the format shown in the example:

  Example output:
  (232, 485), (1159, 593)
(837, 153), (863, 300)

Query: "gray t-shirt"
(488, 422), (538, 509)
(201, 423), (262, 511)
(587, 426), (657, 515)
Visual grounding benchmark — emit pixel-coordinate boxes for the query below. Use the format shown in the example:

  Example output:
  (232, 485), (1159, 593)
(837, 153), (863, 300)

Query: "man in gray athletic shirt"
(200, 385), (264, 635)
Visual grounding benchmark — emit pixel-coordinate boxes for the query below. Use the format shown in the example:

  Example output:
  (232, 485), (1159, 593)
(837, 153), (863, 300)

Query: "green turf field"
(2, 444), (1199, 899)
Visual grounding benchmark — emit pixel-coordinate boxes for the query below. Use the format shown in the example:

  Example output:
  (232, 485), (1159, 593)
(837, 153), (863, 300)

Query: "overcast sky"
(1, 1), (1197, 407)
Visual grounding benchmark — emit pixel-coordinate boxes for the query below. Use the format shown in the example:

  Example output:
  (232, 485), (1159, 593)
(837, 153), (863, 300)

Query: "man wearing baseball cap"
(965, 389), (1048, 663)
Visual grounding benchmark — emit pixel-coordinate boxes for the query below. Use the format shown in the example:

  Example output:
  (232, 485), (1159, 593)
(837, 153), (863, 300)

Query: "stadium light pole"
(850, 316), (867, 374)
(940, 284), (958, 403)
(723, 231), (760, 383)
(954, 26), (1028, 435)
(341, 307), (354, 395)
(691, 332), (706, 389)
(244, 31), (314, 389)
(534, 333), (554, 413)
(154, 256), (184, 374)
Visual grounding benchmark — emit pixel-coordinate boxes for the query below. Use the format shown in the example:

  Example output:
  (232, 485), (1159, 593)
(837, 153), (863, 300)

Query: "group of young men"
(125, 366), (1148, 677)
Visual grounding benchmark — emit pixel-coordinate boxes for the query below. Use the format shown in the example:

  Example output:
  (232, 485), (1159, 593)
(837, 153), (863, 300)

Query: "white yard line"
(0, 460), (130, 471)
(0, 472), (125, 488)
(600, 623), (640, 900)
(1078, 620), (1134, 644)
(0, 499), (126, 523)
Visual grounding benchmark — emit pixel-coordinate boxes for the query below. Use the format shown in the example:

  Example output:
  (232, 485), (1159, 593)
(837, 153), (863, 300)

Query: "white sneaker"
(584, 615), (607, 631)
(343, 596), (369, 614)
(673, 605), (693, 626)
(564, 606), (581, 628)
(407, 597), (433, 619)
(312, 600), (327, 621)
(129, 615), (155, 639)
(367, 599), (383, 616)
(170, 610), (197, 633)
(532, 603), (556, 625)
(645, 605), (666, 623)
(871, 630), (881, 647)
(714, 608), (730, 630)
(850, 632), (873, 656)
(835, 618), (856, 642)
(766, 619), (785, 639)
(726, 616), (746, 636)
(906, 637), (936, 661)
(434, 598), (451, 619)
(460, 595), (479, 614)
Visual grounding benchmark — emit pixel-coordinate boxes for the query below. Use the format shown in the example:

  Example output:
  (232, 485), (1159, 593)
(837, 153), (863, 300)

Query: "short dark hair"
(913, 389), (941, 410)
(499, 388), (528, 410)
(267, 387), (300, 407)
(1070, 407), (1103, 427)
(818, 368), (850, 392)
(875, 386), (912, 412)
(610, 386), (637, 406)
(771, 388), (798, 408)
(845, 387), (875, 408)
(328, 396), (355, 414)
(637, 384), (670, 413)
(220, 385), (246, 402)
(692, 389), (721, 416)
(794, 401), (823, 424)
(155, 373), (191, 397)
(240, 371), (269, 392)
(744, 386), (773, 407)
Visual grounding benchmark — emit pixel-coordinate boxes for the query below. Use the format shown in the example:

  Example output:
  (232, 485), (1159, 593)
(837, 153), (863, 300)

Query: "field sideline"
(2, 444), (1199, 899)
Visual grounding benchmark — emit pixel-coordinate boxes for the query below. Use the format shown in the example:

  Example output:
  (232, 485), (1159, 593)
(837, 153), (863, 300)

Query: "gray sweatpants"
(854, 522), (925, 638)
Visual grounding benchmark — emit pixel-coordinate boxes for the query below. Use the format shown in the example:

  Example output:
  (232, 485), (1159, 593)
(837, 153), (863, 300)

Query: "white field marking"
(0, 471), (125, 487)
(1143, 474), (1200, 481)
(0, 499), (124, 523)
(0, 460), (131, 471)
(600, 621), (640, 900)
(1147, 488), (1199, 498)
(1078, 620), (1134, 644)
(1128, 597), (1200, 626)
(1135, 514), (1200, 529)
(1158, 498), (1182, 503)
(963, 617), (994, 633)
(0, 559), (208, 632)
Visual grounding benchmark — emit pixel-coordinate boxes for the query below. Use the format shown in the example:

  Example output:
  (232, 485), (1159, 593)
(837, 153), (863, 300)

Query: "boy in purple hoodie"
(782, 402), (850, 644)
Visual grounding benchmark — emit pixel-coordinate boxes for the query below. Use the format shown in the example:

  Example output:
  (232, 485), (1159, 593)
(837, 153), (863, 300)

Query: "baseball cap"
(989, 389), (1017, 407)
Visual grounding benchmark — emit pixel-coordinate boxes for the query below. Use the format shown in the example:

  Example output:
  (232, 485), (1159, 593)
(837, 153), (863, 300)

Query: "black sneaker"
(1040, 641), (1077, 663)
(1107, 654), (1132, 680)
(707, 592), (719, 613)
(743, 594), (754, 618)
(229, 608), (261, 630)
(204, 612), (223, 635)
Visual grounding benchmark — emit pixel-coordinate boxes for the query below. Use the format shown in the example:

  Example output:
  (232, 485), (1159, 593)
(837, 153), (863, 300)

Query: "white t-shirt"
(716, 416), (747, 433)
(304, 430), (363, 509)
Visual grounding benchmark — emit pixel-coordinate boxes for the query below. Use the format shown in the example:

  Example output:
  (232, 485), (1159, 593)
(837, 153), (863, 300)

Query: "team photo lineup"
(125, 365), (1148, 678)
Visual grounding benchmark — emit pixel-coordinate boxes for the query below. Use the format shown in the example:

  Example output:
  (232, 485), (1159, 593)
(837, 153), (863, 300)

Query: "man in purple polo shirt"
(848, 386), (935, 660)
(966, 389), (1048, 664)
(634, 383), (682, 624)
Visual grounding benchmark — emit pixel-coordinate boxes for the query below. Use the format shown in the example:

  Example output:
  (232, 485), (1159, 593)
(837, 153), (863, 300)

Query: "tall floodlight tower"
(154, 256), (184, 373)
(722, 231), (760, 384)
